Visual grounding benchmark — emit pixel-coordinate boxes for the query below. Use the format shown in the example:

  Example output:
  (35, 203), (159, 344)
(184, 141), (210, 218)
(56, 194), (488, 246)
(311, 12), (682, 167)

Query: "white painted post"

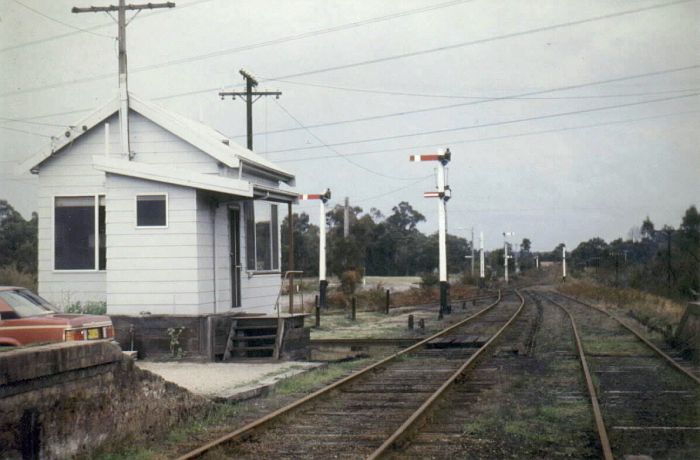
(536, 255), (540, 270)
(562, 246), (567, 281)
(437, 160), (447, 284)
(299, 189), (331, 307)
(504, 240), (509, 284)
(411, 148), (452, 315)
(319, 199), (326, 283)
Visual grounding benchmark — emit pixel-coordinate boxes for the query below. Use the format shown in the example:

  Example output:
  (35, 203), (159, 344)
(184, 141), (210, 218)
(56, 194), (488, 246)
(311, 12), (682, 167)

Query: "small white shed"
(20, 93), (297, 317)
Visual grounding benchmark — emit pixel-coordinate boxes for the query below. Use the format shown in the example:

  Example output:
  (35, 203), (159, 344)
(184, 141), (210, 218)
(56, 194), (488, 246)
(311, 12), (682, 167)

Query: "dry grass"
(559, 280), (686, 335)
(0, 265), (37, 291)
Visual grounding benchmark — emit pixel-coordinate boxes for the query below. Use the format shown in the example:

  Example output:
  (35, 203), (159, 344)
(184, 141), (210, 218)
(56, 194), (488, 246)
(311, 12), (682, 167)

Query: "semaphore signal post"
(299, 189), (332, 308)
(410, 148), (451, 318)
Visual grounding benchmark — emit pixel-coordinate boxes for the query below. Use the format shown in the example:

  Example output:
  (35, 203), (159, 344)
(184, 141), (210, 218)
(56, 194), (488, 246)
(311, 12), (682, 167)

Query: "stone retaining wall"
(0, 341), (209, 459)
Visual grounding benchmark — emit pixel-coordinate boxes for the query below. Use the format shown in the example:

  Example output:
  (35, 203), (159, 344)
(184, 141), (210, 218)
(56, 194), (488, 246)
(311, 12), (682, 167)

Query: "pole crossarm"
(72, 1), (175, 158)
(72, 2), (175, 13)
(219, 68), (281, 150)
(219, 91), (282, 99)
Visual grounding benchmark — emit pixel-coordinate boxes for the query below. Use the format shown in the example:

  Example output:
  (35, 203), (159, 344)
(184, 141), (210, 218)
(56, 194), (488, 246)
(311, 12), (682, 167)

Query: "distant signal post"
(479, 231), (485, 288)
(503, 232), (514, 284)
(411, 148), (452, 317)
(300, 189), (332, 308)
(562, 245), (567, 282)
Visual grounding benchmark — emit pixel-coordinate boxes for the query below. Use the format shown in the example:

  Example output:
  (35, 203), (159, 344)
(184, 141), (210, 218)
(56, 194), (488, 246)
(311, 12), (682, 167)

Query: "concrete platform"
(136, 360), (324, 402)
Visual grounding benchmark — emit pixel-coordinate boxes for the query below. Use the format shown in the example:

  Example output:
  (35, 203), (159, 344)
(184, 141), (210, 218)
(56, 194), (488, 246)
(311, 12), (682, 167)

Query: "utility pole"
(219, 69), (281, 150)
(479, 231), (485, 289)
(72, 1), (175, 159)
(299, 189), (332, 308)
(343, 197), (350, 238)
(503, 232), (514, 284)
(663, 228), (673, 292)
(535, 255), (539, 270)
(514, 243), (520, 275)
(411, 148), (452, 317)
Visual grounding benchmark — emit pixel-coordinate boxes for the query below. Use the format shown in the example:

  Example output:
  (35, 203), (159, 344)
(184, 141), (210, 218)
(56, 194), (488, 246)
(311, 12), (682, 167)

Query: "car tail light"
(104, 325), (114, 338)
(64, 329), (85, 341)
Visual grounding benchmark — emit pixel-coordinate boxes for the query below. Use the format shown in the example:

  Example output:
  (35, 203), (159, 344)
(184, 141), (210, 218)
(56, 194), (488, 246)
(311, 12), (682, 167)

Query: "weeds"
(559, 280), (686, 338)
(0, 265), (36, 291)
(273, 358), (371, 395)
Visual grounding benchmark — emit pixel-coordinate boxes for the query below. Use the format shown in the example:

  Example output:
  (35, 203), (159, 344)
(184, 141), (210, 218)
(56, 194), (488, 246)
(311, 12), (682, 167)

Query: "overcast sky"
(1, 0), (698, 251)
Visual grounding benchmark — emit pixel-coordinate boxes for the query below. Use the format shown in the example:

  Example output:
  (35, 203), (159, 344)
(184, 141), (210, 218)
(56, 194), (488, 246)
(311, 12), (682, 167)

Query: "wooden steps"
(223, 317), (280, 360)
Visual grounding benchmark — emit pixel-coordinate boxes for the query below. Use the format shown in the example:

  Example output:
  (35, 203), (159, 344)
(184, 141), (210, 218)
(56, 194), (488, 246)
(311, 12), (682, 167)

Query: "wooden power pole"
(72, 1), (175, 158)
(219, 70), (281, 150)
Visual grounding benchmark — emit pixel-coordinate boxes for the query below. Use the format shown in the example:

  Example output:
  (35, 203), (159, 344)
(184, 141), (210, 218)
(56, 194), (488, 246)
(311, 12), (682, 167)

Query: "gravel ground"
(137, 361), (323, 400)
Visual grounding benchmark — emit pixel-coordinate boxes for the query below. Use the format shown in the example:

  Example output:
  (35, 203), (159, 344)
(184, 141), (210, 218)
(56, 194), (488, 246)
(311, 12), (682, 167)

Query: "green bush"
(419, 272), (439, 288)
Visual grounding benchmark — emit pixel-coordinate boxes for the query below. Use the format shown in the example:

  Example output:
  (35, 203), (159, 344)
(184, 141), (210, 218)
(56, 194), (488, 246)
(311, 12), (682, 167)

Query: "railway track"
(535, 290), (700, 459)
(177, 290), (528, 459)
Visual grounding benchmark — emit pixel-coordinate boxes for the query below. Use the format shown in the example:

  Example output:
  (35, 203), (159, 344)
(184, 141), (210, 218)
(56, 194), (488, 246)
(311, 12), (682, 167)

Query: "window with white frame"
(244, 201), (279, 271)
(54, 196), (105, 270)
(136, 194), (167, 227)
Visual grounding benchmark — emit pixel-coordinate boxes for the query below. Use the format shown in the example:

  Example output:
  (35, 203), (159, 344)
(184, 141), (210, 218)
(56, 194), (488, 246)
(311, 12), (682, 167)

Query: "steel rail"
(366, 289), (526, 460)
(555, 291), (700, 385)
(176, 290), (503, 460)
(536, 292), (614, 460)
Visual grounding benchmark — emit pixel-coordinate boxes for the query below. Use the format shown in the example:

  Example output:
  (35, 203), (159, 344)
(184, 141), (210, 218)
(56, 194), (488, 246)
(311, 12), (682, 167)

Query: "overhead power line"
(0, 125), (53, 137)
(232, 65), (700, 139)
(0, 116), (74, 127)
(265, 92), (700, 154)
(264, 78), (700, 102)
(157, 0), (698, 102)
(252, 0), (694, 85)
(273, 109), (700, 164)
(6, 63), (698, 127)
(12, 0), (115, 39)
(0, 0), (214, 53)
(274, 99), (432, 182)
(0, 0), (691, 100)
(0, 0), (475, 97)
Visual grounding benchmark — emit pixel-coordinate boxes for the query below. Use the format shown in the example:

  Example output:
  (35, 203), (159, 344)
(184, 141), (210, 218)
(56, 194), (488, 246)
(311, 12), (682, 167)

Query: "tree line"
(282, 201), (473, 279)
(565, 205), (699, 300)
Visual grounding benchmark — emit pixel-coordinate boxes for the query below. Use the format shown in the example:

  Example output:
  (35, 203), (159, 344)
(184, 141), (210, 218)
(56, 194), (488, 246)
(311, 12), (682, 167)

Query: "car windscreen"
(0, 290), (55, 318)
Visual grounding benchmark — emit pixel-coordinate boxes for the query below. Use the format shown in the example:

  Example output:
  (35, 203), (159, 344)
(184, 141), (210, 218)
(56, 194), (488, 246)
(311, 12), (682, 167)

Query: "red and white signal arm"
(299, 188), (331, 203)
(409, 148), (451, 164)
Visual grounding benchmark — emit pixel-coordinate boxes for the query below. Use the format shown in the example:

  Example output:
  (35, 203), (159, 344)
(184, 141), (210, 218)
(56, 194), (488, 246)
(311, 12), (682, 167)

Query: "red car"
(0, 286), (114, 347)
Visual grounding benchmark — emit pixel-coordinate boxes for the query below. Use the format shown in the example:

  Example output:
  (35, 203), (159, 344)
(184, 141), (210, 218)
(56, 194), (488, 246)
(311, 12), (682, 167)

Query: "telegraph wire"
(0, 0), (691, 100)
(264, 78), (700, 102)
(252, 0), (695, 86)
(0, 0), (475, 96)
(0, 125), (53, 137)
(6, 63), (699, 126)
(0, 116), (74, 127)
(265, 92), (700, 154)
(0, 0), (215, 53)
(232, 65), (700, 139)
(355, 176), (434, 204)
(274, 99), (433, 182)
(273, 109), (700, 164)
(12, 0), (115, 39)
